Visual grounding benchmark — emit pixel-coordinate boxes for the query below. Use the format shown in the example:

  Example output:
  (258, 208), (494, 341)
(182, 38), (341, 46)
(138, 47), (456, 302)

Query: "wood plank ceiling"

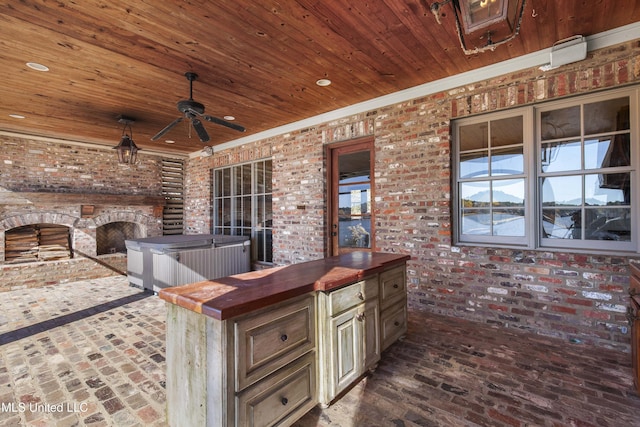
(0, 0), (639, 155)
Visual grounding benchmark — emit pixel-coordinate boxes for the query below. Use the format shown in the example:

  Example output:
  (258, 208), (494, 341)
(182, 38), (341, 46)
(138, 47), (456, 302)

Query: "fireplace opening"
(5, 224), (73, 263)
(96, 221), (142, 255)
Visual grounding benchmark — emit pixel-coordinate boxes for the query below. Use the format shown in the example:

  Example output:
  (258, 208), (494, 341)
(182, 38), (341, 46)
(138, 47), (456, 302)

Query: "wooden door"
(327, 138), (375, 256)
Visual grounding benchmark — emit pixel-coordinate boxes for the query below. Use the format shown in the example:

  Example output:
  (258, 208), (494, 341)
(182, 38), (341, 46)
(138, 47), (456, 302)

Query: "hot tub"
(125, 234), (250, 293)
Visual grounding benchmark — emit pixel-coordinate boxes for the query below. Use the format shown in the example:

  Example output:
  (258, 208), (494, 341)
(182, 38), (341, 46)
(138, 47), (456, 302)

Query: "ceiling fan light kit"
(151, 72), (246, 144)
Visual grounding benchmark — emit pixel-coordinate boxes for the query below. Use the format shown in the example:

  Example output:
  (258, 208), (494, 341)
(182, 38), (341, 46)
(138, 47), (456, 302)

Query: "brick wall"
(0, 135), (166, 288)
(186, 39), (640, 350)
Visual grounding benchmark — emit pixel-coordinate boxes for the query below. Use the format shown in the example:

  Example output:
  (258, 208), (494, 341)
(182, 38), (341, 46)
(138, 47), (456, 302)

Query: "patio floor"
(1, 276), (640, 426)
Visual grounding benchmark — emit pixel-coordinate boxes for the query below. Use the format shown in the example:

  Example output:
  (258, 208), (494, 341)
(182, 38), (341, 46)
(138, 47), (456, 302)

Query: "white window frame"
(453, 86), (639, 253)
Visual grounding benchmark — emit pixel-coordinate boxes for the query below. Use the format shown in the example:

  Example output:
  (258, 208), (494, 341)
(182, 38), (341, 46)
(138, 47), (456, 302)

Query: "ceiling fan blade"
(192, 118), (210, 142)
(203, 115), (246, 133)
(151, 117), (183, 140)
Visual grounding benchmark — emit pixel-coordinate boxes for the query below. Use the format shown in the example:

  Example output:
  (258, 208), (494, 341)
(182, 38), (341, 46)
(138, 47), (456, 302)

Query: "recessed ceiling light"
(9, 114), (25, 119)
(223, 115), (235, 121)
(26, 62), (49, 72)
(316, 78), (332, 87)
(165, 140), (175, 144)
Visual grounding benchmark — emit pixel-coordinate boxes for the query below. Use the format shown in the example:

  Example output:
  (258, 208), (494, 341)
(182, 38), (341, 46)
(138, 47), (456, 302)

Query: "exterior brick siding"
(185, 39), (640, 351)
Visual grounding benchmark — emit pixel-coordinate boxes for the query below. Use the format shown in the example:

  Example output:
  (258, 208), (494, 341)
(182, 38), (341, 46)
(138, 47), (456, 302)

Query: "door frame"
(326, 137), (375, 256)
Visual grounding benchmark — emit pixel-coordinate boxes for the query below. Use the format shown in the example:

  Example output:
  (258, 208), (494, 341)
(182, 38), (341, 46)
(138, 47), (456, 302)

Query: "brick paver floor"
(0, 276), (167, 427)
(1, 276), (640, 426)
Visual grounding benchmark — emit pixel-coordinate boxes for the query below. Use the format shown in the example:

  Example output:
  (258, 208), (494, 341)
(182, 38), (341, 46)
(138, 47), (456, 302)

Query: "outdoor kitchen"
(1, 1), (640, 426)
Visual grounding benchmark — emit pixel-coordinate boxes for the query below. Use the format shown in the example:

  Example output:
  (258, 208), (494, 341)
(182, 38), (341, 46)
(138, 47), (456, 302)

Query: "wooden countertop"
(158, 251), (410, 320)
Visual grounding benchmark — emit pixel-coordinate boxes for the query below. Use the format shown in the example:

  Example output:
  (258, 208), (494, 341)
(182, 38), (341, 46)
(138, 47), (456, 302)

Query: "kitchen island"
(159, 251), (410, 427)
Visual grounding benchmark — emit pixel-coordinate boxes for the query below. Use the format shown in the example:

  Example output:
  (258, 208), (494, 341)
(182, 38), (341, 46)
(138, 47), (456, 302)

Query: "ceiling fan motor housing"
(177, 99), (205, 115)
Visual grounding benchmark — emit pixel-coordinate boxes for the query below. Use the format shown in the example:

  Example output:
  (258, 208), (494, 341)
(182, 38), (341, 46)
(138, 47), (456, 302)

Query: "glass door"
(328, 139), (374, 255)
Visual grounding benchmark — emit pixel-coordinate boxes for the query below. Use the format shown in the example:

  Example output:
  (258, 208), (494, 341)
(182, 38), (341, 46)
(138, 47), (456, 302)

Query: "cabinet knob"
(393, 283), (399, 289)
(394, 321), (400, 327)
(356, 313), (365, 321)
(280, 334), (288, 342)
(356, 291), (364, 300)
(281, 397), (288, 406)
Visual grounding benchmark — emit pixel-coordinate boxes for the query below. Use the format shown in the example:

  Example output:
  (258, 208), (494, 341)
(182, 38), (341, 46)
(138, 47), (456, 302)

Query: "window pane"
(585, 134), (630, 170)
(215, 200), (224, 231)
(233, 166), (243, 196)
(541, 106), (580, 140)
(264, 160), (272, 193)
(541, 140), (581, 172)
(222, 168), (231, 197)
(585, 173), (630, 205)
(491, 116), (523, 148)
(460, 122), (488, 151)
(264, 194), (272, 227)
(584, 98), (629, 135)
(461, 181), (490, 207)
(256, 161), (265, 193)
(493, 179), (525, 207)
(242, 164), (252, 195)
(491, 147), (523, 176)
(584, 208), (631, 241)
(214, 169), (222, 197)
(339, 184), (371, 215)
(460, 151), (489, 178)
(541, 176), (581, 206)
(493, 209), (525, 236)
(339, 151), (370, 184)
(461, 209), (491, 235)
(242, 196), (252, 227)
(542, 208), (581, 239)
(340, 221), (371, 248)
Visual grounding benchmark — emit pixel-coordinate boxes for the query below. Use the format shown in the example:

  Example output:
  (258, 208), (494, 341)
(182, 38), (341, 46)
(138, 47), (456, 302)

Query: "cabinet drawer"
(380, 266), (406, 309)
(235, 294), (315, 391)
(380, 300), (407, 352)
(236, 352), (317, 427)
(326, 276), (378, 316)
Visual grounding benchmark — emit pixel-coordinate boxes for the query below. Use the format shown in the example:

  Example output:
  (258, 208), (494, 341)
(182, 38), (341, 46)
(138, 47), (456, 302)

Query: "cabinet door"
(328, 299), (380, 399)
(361, 298), (380, 370)
(331, 306), (360, 393)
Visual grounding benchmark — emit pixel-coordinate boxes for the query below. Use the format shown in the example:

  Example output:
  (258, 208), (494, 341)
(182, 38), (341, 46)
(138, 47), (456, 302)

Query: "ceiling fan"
(151, 72), (245, 143)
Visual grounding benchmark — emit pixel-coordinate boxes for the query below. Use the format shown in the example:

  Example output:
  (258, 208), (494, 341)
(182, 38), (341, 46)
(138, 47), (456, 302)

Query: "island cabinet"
(159, 251), (410, 427)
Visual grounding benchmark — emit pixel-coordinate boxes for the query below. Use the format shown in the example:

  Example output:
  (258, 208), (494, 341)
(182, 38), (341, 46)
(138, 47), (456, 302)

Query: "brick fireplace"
(0, 191), (164, 291)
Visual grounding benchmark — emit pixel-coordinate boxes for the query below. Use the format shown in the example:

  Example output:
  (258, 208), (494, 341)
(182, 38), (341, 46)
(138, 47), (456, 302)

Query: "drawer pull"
(280, 334), (288, 342)
(357, 291), (364, 300)
(281, 397), (288, 406)
(394, 321), (400, 327)
(393, 283), (399, 289)
(356, 313), (365, 321)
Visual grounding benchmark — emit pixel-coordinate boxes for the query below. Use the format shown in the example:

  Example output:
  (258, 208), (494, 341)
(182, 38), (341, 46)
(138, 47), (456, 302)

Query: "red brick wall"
(185, 39), (640, 350)
(0, 136), (166, 288)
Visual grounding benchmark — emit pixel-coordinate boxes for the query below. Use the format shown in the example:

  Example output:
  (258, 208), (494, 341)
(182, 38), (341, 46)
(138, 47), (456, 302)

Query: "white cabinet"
(318, 276), (380, 406)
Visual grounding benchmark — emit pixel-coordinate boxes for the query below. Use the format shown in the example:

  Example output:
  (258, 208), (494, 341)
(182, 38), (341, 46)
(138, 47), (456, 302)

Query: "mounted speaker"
(550, 36), (587, 69)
